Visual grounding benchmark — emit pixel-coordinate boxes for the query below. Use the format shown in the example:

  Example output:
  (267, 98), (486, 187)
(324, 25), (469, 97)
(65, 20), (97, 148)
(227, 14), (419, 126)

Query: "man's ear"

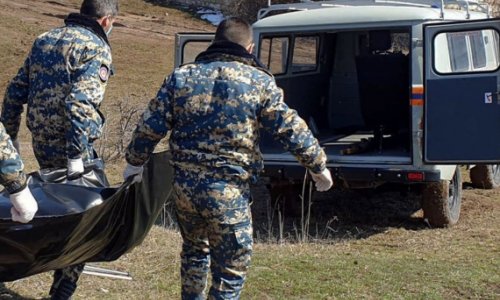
(246, 43), (255, 54)
(97, 15), (110, 29)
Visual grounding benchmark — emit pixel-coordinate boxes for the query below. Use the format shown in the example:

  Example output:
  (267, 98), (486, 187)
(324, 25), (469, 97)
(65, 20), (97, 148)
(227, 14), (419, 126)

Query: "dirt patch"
(0, 0), (215, 177)
(251, 169), (500, 242)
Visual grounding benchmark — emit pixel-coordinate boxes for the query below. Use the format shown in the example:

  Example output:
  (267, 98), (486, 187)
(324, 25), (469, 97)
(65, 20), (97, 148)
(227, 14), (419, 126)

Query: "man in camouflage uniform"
(1, 0), (119, 299)
(124, 17), (333, 299)
(0, 122), (38, 224)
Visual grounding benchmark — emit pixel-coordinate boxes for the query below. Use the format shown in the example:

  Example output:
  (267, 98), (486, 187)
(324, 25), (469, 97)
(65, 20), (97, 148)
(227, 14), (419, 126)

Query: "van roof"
(253, 6), (488, 30)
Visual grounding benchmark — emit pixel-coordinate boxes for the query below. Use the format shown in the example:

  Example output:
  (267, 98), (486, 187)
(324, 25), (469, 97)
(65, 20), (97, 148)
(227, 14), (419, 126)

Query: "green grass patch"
(244, 240), (499, 299)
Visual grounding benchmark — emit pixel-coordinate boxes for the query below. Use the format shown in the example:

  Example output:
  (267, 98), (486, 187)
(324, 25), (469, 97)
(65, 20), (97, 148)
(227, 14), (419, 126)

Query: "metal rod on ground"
(84, 265), (131, 276)
(83, 265), (133, 280)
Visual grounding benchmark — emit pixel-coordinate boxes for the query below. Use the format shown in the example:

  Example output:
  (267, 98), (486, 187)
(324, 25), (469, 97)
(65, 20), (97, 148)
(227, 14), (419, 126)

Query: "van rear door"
(174, 33), (214, 67)
(424, 19), (500, 164)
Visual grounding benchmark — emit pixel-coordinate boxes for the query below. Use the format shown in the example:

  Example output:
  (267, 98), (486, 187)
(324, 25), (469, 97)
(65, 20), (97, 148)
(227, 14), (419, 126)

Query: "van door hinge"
(412, 38), (423, 48)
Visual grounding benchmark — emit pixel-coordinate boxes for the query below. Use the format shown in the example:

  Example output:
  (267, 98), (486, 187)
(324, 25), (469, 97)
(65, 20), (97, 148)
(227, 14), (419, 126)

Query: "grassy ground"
(3, 200), (498, 300)
(0, 1), (499, 299)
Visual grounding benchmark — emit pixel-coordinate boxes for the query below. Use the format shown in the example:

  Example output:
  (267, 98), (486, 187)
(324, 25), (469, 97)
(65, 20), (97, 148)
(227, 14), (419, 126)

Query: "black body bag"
(0, 151), (172, 282)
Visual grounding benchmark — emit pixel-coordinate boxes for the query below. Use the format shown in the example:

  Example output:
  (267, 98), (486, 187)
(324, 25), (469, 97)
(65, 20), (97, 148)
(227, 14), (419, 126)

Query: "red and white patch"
(99, 65), (109, 82)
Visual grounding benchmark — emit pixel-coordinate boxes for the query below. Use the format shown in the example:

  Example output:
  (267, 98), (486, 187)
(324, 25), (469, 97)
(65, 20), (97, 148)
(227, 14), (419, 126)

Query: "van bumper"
(263, 165), (441, 183)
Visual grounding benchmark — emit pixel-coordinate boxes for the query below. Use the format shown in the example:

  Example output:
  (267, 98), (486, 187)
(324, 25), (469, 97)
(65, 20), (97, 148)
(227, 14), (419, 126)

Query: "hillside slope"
(0, 0), (214, 180)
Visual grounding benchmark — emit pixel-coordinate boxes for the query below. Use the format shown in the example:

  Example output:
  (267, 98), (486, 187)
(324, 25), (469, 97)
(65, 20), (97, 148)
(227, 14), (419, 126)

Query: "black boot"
(50, 279), (77, 300)
(49, 269), (63, 297)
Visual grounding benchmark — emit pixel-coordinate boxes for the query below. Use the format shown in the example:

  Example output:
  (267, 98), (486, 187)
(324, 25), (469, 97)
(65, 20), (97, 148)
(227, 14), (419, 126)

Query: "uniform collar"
(64, 13), (111, 47)
(195, 41), (268, 71)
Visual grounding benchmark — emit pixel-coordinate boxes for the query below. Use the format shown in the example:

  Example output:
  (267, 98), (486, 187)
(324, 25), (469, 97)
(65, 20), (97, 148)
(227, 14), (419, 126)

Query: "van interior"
(259, 28), (413, 164)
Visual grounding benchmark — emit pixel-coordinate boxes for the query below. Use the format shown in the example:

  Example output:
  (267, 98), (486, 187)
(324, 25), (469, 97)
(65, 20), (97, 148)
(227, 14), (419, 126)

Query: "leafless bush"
(488, 0), (500, 16)
(296, 172), (314, 243)
(158, 190), (178, 230)
(95, 98), (142, 163)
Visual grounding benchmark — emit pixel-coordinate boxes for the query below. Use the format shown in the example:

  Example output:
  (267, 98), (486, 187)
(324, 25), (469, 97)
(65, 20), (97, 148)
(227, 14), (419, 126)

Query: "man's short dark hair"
(80, 0), (119, 18)
(214, 17), (253, 47)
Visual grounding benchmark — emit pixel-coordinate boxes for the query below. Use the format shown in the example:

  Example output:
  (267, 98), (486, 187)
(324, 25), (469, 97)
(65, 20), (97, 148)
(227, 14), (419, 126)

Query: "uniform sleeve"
(259, 79), (326, 173)
(0, 122), (27, 193)
(125, 75), (174, 166)
(65, 47), (109, 159)
(0, 55), (30, 141)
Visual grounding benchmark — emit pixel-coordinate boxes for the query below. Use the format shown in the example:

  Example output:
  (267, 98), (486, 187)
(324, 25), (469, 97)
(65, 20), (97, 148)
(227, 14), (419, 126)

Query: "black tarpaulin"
(0, 151), (173, 282)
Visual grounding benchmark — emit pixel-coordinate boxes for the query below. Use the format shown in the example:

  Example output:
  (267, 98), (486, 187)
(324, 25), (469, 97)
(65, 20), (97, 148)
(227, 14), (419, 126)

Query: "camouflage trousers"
(49, 264), (85, 299)
(174, 169), (253, 300)
(33, 138), (95, 299)
(32, 136), (95, 169)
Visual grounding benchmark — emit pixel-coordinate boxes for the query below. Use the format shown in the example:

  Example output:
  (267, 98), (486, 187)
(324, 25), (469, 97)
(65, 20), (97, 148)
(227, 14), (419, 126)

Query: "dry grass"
(2, 227), (183, 299)
(3, 195), (498, 299)
(0, 0), (215, 182)
(4, 168), (498, 299)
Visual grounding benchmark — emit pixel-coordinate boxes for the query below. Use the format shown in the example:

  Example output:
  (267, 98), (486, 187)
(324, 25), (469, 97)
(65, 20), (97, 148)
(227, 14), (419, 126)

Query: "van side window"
(391, 33), (410, 54)
(259, 37), (289, 75)
(470, 31), (486, 69)
(182, 41), (212, 64)
(495, 31), (500, 57)
(292, 36), (319, 73)
(448, 32), (470, 72)
(434, 29), (499, 74)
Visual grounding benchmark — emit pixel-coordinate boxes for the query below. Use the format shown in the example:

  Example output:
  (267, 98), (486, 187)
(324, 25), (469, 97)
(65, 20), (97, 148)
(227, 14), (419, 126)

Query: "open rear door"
(174, 33), (214, 67)
(424, 19), (500, 164)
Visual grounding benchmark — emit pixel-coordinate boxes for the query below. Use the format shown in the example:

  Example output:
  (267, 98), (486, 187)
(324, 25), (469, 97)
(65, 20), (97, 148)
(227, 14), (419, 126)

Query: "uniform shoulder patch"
(99, 64), (110, 82)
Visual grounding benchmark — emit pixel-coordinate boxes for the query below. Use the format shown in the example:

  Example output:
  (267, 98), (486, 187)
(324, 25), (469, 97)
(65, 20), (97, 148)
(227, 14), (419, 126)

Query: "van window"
(495, 31), (500, 56)
(448, 32), (470, 72)
(391, 33), (410, 54)
(470, 31), (486, 68)
(292, 36), (319, 73)
(434, 29), (499, 74)
(182, 41), (212, 64)
(259, 37), (289, 75)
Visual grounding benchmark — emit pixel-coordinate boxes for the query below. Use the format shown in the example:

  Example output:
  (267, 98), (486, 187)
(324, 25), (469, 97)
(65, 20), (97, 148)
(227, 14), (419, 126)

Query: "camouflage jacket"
(126, 41), (326, 182)
(1, 13), (112, 159)
(0, 122), (26, 193)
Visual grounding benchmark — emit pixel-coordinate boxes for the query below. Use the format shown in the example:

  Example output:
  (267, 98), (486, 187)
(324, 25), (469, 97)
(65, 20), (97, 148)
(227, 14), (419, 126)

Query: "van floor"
(319, 133), (412, 164)
(263, 132), (412, 165)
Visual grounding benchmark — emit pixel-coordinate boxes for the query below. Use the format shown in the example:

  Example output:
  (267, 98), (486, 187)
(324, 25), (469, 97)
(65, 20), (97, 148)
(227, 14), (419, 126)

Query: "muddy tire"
(422, 168), (462, 227)
(470, 165), (500, 189)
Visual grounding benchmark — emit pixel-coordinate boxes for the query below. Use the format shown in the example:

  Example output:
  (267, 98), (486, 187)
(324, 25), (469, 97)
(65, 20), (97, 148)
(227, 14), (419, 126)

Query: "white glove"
(310, 168), (333, 192)
(123, 163), (144, 184)
(10, 186), (38, 223)
(12, 140), (20, 154)
(67, 158), (84, 177)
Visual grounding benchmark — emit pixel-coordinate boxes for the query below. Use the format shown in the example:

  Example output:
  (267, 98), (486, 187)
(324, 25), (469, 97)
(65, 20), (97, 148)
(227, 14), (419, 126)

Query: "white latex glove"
(309, 168), (333, 192)
(10, 186), (38, 223)
(123, 163), (144, 184)
(67, 158), (84, 177)
(12, 140), (20, 154)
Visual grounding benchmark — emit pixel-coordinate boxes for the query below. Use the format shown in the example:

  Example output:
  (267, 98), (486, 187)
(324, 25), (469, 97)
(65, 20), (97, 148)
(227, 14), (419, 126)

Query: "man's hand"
(123, 163), (144, 184)
(10, 186), (38, 223)
(12, 140), (20, 154)
(310, 168), (333, 192)
(67, 158), (84, 178)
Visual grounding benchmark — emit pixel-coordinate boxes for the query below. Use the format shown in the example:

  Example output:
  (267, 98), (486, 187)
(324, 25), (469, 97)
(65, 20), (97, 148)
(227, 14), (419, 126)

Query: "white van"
(175, 0), (500, 227)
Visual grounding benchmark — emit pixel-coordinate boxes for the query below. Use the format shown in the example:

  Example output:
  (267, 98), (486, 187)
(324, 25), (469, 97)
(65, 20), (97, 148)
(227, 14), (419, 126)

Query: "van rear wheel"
(470, 165), (500, 189)
(422, 168), (462, 227)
